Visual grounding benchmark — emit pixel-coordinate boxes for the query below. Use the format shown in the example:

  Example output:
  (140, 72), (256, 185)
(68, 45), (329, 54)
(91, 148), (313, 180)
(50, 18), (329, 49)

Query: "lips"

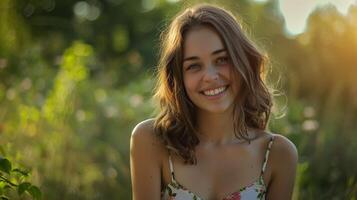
(200, 85), (229, 96)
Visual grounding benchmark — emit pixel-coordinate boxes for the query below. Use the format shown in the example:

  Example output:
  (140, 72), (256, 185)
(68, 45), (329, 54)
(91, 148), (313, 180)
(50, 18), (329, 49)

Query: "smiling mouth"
(200, 85), (229, 96)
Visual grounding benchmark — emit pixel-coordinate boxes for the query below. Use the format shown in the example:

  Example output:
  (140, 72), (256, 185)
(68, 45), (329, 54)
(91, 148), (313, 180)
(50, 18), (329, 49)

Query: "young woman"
(130, 4), (298, 200)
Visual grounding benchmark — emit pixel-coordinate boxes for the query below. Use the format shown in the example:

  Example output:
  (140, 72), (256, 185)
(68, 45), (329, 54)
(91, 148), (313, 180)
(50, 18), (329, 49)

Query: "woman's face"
(182, 25), (239, 114)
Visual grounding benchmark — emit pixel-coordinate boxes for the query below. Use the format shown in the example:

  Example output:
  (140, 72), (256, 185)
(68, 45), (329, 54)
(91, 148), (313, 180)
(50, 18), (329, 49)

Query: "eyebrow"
(183, 48), (227, 62)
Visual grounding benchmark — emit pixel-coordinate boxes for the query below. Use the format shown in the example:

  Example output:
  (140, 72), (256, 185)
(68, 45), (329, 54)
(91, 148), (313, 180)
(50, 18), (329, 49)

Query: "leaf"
(0, 195), (9, 200)
(12, 168), (29, 177)
(0, 159), (11, 174)
(3, 186), (10, 190)
(28, 185), (41, 200)
(18, 182), (31, 195)
(0, 181), (5, 189)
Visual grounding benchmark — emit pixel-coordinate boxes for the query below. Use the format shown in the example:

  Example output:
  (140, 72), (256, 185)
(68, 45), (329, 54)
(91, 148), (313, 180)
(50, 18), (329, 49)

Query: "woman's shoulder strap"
(261, 135), (275, 175)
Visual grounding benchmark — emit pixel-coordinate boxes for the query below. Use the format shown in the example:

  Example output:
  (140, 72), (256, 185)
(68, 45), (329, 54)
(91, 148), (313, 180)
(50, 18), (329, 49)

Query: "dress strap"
(168, 154), (176, 183)
(261, 135), (275, 175)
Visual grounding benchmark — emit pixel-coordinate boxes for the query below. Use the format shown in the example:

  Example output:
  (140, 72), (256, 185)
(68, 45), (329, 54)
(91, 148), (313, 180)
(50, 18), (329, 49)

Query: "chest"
(193, 145), (261, 180)
(162, 143), (270, 199)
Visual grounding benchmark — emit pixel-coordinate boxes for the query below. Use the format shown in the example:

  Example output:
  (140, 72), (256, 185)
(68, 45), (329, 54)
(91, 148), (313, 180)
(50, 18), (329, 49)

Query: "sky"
(255, 0), (357, 35)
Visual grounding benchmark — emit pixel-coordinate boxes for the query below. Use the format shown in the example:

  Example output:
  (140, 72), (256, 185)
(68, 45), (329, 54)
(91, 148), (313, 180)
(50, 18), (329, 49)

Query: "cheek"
(223, 66), (232, 79)
(220, 64), (234, 81)
(228, 66), (241, 93)
(183, 73), (198, 93)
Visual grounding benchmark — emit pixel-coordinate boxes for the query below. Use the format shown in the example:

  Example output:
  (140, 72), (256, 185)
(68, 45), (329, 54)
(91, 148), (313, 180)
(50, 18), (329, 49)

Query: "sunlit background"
(0, 0), (356, 199)
(277, 0), (357, 35)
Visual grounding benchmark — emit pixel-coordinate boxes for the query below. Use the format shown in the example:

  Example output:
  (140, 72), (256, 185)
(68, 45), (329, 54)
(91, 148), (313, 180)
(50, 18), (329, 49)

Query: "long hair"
(153, 4), (273, 164)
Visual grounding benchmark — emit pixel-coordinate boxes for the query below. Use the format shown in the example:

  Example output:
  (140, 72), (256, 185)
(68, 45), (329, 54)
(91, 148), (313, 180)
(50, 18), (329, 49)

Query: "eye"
(186, 63), (200, 71)
(216, 56), (230, 65)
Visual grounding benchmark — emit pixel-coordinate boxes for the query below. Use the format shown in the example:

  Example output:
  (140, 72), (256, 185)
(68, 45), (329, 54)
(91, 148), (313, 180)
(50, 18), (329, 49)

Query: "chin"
(197, 104), (233, 114)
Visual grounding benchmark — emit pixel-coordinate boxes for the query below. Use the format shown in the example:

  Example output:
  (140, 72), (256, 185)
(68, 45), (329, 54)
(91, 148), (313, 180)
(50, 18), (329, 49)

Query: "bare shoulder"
(131, 118), (155, 141)
(130, 119), (166, 199)
(271, 134), (298, 159)
(270, 133), (298, 173)
(130, 118), (165, 158)
(264, 133), (298, 199)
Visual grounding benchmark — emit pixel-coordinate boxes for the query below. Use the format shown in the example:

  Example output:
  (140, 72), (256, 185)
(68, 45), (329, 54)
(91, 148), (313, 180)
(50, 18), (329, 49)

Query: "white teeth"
(203, 86), (227, 96)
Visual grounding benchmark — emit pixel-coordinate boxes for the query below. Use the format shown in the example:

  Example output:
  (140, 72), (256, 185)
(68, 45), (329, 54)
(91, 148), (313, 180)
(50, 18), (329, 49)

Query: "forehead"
(183, 25), (225, 57)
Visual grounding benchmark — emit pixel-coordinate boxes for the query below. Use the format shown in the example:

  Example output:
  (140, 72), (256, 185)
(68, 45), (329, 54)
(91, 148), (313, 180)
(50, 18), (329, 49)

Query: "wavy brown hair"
(153, 4), (273, 164)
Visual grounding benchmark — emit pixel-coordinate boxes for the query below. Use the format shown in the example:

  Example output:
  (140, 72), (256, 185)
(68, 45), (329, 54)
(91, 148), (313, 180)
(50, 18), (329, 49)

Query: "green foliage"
(0, 158), (11, 174)
(43, 41), (92, 125)
(0, 157), (41, 200)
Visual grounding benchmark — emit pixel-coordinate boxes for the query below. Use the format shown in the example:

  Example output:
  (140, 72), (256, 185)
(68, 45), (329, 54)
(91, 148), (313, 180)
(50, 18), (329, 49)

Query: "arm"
(130, 119), (163, 200)
(266, 134), (298, 200)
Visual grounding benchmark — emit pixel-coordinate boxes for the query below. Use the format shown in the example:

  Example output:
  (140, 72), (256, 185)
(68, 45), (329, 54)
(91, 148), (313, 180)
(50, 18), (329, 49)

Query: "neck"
(196, 109), (238, 145)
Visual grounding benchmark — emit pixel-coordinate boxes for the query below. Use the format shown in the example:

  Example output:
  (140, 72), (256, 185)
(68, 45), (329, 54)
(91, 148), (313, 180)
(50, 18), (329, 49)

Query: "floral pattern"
(162, 136), (274, 200)
(161, 175), (266, 200)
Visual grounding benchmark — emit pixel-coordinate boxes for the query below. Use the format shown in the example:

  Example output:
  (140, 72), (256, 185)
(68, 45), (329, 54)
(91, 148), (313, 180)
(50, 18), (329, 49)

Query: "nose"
(203, 64), (219, 82)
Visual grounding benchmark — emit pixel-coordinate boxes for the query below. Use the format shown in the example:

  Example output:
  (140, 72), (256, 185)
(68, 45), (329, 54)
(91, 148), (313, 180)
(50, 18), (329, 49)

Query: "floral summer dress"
(161, 136), (275, 200)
